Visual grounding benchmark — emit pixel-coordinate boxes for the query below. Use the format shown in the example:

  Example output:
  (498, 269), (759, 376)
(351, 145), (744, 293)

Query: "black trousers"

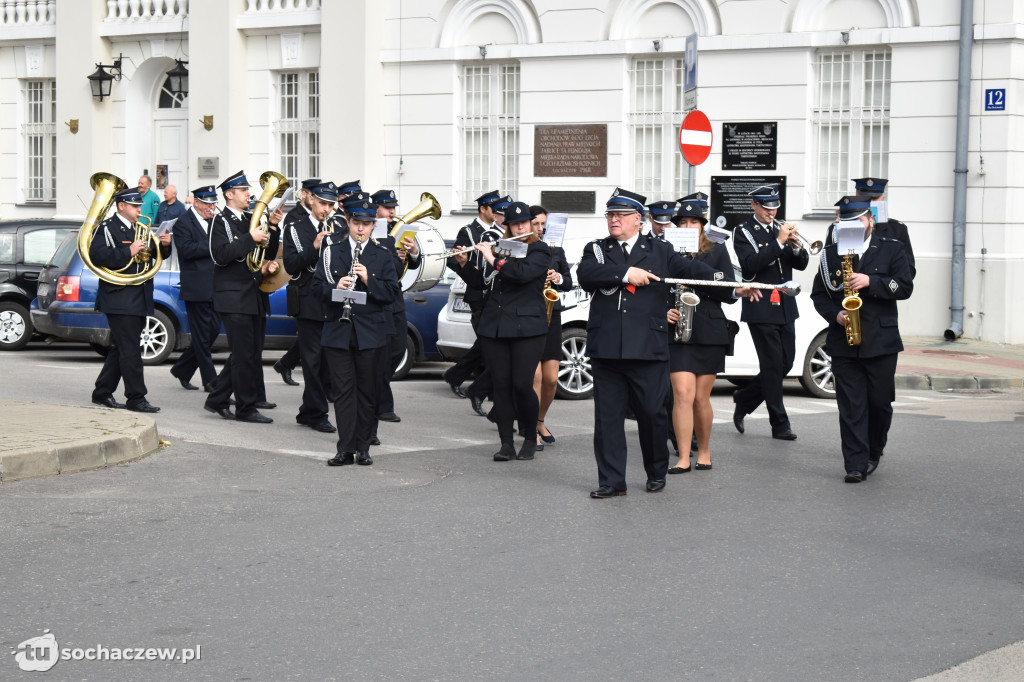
(445, 299), (492, 399)
(376, 307), (407, 416)
(734, 321), (796, 432)
(479, 334), (546, 445)
(324, 344), (380, 455)
(206, 313), (264, 418)
(296, 318), (329, 424)
(832, 353), (898, 474)
(278, 340), (300, 372)
(591, 358), (671, 490)
(93, 313), (147, 407)
(171, 301), (221, 387)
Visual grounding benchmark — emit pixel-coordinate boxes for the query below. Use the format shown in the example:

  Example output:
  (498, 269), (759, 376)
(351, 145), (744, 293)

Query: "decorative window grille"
(627, 58), (690, 200)
(812, 49), (891, 208)
(458, 64), (519, 208)
(273, 71), (320, 190)
(157, 75), (187, 109)
(22, 79), (56, 202)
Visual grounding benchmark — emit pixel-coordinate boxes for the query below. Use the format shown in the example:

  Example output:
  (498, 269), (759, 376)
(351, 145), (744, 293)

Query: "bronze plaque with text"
(534, 124), (608, 177)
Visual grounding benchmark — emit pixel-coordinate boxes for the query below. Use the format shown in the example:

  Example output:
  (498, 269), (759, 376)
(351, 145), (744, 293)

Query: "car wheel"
(141, 309), (175, 366)
(800, 330), (836, 399)
(556, 327), (593, 400)
(0, 301), (33, 351)
(391, 334), (416, 381)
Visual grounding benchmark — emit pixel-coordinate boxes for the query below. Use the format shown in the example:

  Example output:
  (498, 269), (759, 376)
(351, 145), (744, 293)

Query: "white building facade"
(0, 0), (1021, 342)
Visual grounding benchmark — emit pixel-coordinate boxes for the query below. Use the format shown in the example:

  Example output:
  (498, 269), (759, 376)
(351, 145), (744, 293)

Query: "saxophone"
(673, 285), (701, 343)
(339, 237), (364, 323)
(841, 254), (863, 346)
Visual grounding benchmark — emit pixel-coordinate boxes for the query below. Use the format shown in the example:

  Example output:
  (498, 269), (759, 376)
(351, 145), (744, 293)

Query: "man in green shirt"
(138, 174), (161, 225)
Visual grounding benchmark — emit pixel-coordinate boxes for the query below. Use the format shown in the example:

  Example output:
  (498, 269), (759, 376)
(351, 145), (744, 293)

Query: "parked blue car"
(32, 230), (449, 377)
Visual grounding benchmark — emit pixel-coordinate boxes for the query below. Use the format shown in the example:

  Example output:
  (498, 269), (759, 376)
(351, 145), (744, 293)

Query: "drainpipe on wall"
(945, 0), (974, 341)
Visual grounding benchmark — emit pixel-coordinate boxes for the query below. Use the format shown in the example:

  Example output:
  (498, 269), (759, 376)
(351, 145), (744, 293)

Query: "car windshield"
(48, 231), (80, 269)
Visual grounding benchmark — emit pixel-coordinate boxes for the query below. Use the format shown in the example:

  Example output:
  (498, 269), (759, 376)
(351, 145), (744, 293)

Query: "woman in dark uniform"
(667, 199), (753, 472)
(474, 201), (551, 462)
(529, 205), (574, 451)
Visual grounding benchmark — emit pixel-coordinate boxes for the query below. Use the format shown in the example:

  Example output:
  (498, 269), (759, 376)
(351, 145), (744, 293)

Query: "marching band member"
(169, 185), (221, 392)
(666, 200), (751, 474)
(811, 196), (913, 482)
(315, 193), (400, 467)
(282, 181), (338, 433)
(528, 205), (574, 451)
(577, 188), (741, 498)
(203, 171), (283, 424)
(645, 200), (676, 239)
(442, 190), (504, 413)
(474, 201), (551, 462)
(731, 184), (809, 441)
(89, 186), (172, 412)
(829, 178), (916, 280)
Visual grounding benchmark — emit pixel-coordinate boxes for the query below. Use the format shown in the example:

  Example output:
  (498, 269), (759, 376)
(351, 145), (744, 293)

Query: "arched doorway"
(151, 73), (188, 192)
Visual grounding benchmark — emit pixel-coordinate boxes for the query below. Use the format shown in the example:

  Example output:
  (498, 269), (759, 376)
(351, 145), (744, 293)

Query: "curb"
(894, 374), (1022, 391)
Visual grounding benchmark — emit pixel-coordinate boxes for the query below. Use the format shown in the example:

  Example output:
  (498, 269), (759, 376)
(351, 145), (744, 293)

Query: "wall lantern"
(88, 54), (123, 102)
(166, 59), (189, 97)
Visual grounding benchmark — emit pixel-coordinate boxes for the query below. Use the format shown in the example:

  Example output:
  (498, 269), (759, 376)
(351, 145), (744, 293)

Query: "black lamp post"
(166, 59), (189, 97)
(88, 54), (123, 102)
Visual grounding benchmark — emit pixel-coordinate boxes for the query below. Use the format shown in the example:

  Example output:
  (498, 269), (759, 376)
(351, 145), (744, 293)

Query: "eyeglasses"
(604, 211), (639, 221)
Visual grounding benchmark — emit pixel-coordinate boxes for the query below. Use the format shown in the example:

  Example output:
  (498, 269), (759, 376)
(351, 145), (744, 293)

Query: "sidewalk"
(0, 401), (160, 483)
(896, 336), (1024, 390)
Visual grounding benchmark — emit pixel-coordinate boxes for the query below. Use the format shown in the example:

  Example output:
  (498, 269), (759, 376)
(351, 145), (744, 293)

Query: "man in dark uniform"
(203, 170), (283, 423)
(282, 181), (338, 433)
(89, 186), (172, 412)
(169, 185), (222, 392)
(577, 188), (749, 499)
(731, 184), (809, 440)
(314, 193), (401, 467)
(834, 178), (916, 280)
(645, 200), (677, 238)
(370, 188), (421, 426)
(442, 190), (503, 411)
(811, 196), (913, 482)
(273, 177), (322, 387)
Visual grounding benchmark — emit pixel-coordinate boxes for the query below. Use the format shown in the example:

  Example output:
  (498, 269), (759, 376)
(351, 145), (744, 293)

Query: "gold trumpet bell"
(389, 192), (442, 238)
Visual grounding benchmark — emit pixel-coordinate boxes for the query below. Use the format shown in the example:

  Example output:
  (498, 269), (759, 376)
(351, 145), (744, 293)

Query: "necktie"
(621, 242), (629, 259)
(317, 221), (324, 233)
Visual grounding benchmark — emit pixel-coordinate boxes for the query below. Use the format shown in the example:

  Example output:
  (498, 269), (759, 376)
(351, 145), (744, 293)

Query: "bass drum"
(401, 224), (446, 292)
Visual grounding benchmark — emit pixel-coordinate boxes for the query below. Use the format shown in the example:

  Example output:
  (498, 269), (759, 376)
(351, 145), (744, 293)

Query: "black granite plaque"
(540, 191), (596, 214)
(709, 176), (787, 231)
(721, 122), (778, 170)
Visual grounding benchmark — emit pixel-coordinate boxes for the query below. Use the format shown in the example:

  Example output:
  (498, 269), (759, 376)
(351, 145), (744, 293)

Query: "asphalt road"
(2, 343), (1023, 681)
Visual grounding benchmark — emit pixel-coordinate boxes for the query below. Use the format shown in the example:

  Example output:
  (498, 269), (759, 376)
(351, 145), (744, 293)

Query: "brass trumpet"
(774, 219), (822, 254)
(246, 171), (290, 273)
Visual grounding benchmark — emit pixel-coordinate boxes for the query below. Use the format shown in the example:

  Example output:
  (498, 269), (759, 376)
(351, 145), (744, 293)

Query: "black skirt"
(541, 309), (562, 361)
(670, 341), (727, 375)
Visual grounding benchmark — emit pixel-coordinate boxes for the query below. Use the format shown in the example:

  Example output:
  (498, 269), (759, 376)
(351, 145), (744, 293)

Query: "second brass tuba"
(77, 172), (164, 286)
(246, 171), (290, 273)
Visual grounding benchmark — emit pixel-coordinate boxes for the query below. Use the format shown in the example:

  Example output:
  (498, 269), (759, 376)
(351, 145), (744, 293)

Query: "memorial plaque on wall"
(534, 124), (608, 177)
(721, 122), (777, 170)
(540, 191), (596, 214)
(709, 176), (786, 231)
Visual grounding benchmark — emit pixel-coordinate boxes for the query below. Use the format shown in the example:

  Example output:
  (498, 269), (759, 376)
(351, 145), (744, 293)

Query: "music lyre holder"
(332, 289), (367, 305)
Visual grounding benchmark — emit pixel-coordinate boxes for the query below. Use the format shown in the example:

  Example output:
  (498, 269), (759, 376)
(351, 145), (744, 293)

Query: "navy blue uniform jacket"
(577, 232), (721, 361)
(89, 213), (171, 315)
(172, 207), (214, 302)
(810, 236), (913, 359)
(671, 243), (738, 347)
(733, 216), (809, 324)
(209, 209), (279, 316)
(476, 240), (551, 339)
(283, 211), (328, 321)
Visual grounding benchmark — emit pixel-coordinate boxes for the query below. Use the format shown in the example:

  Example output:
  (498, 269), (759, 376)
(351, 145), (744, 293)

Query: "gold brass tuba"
(841, 254), (863, 346)
(246, 171), (290, 273)
(77, 172), (164, 286)
(389, 192), (442, 238)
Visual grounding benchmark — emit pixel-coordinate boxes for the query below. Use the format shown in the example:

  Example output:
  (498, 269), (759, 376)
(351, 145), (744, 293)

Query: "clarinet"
(339, 237), (363, 323)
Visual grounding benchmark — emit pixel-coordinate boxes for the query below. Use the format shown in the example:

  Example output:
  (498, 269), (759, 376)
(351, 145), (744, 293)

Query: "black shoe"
(204, 404), (235, 420)
(328, 452), (355, 466)
(443, 371), (468, 399)
(236, 411), (273, 424)
(845, 471), (865, 483)
(590, 485), (627, 498)
(255, 401), (276, 410)
(538, 421), (555, 444)
(866, 459), (880, 476)
(369, 436), (381, 446)
(377, 412), (401, 423)
(772, 429), (798, 441)
(694, 462), (712, 470)
(516, 441), (536, 461)
(493, 442), (515, 462)
(173, 372), (199, 390)
(92, 396), (126, 409)
(274, 360), (300, 386)
(469, 392), (487, 417)
(646, 479), (667, 493)
(667, 466), (691, 474)
(204, 382), (217, 393)
(356, 451), (373, 466)
(733, 405), (745, 434)
(306, 420), (336, 433)
(127, 400), (160, 413)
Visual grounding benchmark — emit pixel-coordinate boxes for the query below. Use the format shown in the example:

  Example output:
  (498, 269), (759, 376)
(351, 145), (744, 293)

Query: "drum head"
(401, 225), (446, 292)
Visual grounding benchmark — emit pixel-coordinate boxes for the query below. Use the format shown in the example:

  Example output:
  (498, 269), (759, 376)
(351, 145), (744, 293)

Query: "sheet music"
(871, 200), (888, 223)
(836, 221), (865, 256)
(373, 218), (389, 240)
(663, 226), (700, 253)
(157, 218), (177, 235)
(544, 213), (568, 247)
(267, 187), (294, 213)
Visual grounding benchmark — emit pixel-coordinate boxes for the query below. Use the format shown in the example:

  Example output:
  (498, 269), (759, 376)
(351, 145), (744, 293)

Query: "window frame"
(272, 70), (321, 192)
(457, 62), (520, 209)
(627, 57), (691, 200)
(21, 79), (57, 204)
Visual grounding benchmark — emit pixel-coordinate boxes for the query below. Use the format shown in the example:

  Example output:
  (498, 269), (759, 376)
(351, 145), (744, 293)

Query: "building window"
(628, 58), (690, 200)
(458, 63), (519, 208)
(157, 75), (187, 109)
(812, 49), (891, 208)
(22, 79), (56, 203)
(273, 71), (320, 190)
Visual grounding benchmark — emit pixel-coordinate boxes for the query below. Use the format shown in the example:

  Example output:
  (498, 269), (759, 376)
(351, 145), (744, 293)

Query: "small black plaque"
(540, 191), (596, 214)
(721, 122), (778, 171)
(709, 176), (787, 231)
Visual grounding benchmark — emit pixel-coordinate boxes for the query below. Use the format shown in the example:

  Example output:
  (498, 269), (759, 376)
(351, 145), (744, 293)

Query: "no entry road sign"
(679, 110), (713, 166)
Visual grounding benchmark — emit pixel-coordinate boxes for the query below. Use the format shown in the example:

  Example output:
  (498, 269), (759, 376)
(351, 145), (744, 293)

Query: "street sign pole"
(683, 33), (698, 193)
